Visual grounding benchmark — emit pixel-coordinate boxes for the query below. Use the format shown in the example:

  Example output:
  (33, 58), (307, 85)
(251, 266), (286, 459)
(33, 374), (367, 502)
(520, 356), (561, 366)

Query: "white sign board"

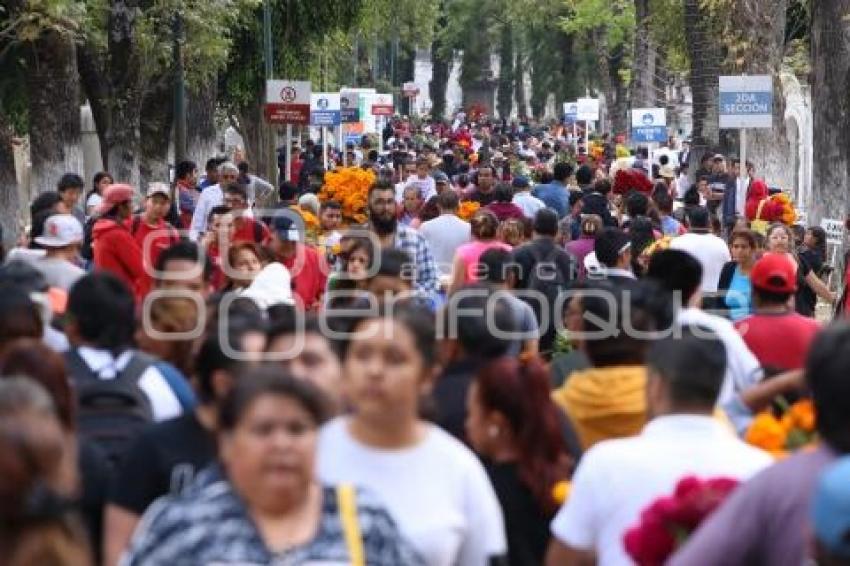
(310, 93), (341, 126)
(719, 75), (773, 129)
(371, 93), (394, 116)
(265, 80), (311, 124)
(631, 108), (667, 143)
(265, 80), (310, 105)
(577, 97), (600, 122)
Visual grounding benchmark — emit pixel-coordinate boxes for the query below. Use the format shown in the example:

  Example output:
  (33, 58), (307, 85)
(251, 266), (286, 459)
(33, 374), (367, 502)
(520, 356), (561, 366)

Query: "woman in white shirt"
(317, 302), (508, 566)
(85, 171), (113, 218)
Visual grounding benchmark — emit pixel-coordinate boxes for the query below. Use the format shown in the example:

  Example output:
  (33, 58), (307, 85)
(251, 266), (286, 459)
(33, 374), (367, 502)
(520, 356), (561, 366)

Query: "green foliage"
(561, 0), (634, 50)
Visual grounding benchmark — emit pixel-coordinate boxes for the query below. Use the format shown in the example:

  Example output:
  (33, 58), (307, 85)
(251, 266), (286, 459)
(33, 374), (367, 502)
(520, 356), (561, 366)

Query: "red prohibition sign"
(280, 86), (297, 103)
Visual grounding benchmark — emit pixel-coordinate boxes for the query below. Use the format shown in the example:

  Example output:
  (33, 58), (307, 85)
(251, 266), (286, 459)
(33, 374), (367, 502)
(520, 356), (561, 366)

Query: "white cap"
(147, 182), (171, 199)
(35, 214), (83, 248)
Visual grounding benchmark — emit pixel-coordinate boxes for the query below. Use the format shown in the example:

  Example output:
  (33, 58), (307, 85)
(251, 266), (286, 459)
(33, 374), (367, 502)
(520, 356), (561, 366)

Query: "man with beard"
(463, 165), (497, 205)
(367, 180), (439, 300)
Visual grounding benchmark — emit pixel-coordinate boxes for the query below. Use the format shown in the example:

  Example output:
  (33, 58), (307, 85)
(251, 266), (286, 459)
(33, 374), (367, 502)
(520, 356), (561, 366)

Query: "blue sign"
(340, 93), (360, 123)
(311, 110), (341, 126)
(563, 102), (578, 124)
(719, 92), (772, 116)
(345, 133), (363, 146)
(631, 126), (667, 143)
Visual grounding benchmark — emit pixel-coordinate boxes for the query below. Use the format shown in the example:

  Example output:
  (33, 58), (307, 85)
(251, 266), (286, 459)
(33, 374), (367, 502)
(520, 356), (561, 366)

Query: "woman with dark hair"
(325, 235), (375, 310)
(125, 366), (418, 565)
(716, 229), (758, 320)
(318, 302), (508, 565)
(0, 377), (93, 566)
(798, 225), (827, 317)
(566, 215), (602, 280)
(764, 223), (835, 316)
(85, 171), (114, 219)
(448, 209), (511, 294)
(485, 183), (525, 222)
(628, 216), (656, 277)
(466, 356), (571, 565)
(0, 339), (111, 562)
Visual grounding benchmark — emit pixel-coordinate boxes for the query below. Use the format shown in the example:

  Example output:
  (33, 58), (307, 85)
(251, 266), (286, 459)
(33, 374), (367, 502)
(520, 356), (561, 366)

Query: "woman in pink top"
(448, 209), (511, 294)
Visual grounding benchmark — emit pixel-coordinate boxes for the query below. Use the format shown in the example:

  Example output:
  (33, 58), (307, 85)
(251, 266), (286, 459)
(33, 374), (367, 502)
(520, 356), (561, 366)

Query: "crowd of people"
(3, 114), (850, 566)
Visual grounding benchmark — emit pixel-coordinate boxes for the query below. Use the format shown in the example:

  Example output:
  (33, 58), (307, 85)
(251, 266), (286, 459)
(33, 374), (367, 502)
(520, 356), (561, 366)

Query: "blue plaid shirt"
(393, 225), (440, 300)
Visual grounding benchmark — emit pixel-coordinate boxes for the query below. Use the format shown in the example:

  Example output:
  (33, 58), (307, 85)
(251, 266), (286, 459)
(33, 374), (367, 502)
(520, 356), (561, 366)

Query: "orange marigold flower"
(745, 412), (787, 452)
(552, 480), (571, 505)
(457, 201), (480, 221)
(788, 399), (816, 433)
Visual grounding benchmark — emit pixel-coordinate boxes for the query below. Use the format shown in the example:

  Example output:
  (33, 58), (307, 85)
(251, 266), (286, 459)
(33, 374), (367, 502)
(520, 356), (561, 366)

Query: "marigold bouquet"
(318, 166), (376, 225)
(457, 201), (480, 221)
(745, 398), (816, 457)
(624, 476), (740, 566)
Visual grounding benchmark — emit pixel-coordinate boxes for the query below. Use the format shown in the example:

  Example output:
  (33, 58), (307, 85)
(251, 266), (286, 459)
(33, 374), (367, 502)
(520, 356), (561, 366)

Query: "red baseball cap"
(751, 252), (797, 293)
(97, 183), (135, 214)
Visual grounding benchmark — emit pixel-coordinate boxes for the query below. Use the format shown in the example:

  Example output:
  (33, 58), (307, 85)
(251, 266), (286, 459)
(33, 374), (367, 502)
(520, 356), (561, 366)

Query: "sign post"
(310, 93), (341, 171)
(403, 82), (419, 116)
(371, 93), (394, 154)
(340, 91), (361, 167)
(265, 80), (311, 182)
(563, 102), (578, 141)
(719, 75), (773, 206)
(577, 97), (599, 143)
(630, 108), (668, 150)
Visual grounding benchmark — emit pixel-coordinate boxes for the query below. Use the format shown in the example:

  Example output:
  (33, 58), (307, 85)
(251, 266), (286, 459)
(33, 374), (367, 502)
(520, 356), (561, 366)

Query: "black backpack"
(64, 349), (157, 467)
(523, 244), (573, 355)
(80, 216), (99, 261)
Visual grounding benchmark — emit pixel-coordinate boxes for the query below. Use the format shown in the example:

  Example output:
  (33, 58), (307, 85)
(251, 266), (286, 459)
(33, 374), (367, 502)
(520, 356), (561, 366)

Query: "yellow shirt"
(551, 365), (647, 450)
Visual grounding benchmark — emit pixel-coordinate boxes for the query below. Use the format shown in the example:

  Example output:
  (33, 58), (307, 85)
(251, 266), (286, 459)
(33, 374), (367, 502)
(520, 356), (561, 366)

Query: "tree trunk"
(0, 121), (20, 249)
(631, 0), (657, 108)
(730, 0), (790, 194)
(104, 0), (142, 187)
(139, 74), (174, 190)
(497, 23), (514, 119)
(235, 103), (274, 189)
(430, 42), (451, 119)
(187, 82), (220, 166)
(609, 44), (629, 135)
(592, 29), (614, 133)
(25, 29), (84, 195)
(810, 0), (850, 224)
(514, 41), (527, 119)
(684, 0), (722, 170)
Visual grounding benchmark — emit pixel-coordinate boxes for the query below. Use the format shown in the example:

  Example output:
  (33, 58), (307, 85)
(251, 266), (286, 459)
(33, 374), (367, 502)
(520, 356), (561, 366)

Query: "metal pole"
(285, 125), (292, 182)
(321, 126), (328, 170)
(173, 14), (187, 166)
(337, 125), (343, 168)
(262, 0), (277, 190)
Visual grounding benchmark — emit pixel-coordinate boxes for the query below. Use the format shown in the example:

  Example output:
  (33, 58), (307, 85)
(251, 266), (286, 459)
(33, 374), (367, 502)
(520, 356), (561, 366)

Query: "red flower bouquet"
(613, 168), (654, 195)
(623, 476), (740, 565)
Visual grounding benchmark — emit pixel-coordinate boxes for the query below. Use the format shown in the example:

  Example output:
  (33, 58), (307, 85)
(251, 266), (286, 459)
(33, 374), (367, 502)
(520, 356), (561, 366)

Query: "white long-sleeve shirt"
(189, 184), (223, 240)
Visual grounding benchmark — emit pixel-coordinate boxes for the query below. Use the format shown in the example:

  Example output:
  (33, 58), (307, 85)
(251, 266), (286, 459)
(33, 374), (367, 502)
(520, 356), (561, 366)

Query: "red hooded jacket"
(92, 218), (148, 300)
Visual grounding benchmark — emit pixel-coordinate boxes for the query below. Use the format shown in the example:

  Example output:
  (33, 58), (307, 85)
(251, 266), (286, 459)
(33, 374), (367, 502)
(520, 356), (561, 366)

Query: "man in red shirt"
(735, 252), (821, 374)
(223, 183), (271, 245)
(269, 214), (327, 311)
(126, 184), (180, 284)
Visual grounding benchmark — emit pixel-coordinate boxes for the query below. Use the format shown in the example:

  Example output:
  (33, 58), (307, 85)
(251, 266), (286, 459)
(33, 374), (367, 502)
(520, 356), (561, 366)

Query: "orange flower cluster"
(318, 166), (376, 225)
(745, 399), (816, 457)
(457, 200), (480, 221)
(588, 141), (604, 161)
(770, 192), (797, 225)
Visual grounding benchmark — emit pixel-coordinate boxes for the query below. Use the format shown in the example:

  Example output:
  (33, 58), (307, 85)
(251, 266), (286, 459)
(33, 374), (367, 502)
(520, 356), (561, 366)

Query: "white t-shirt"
(550, 415), (772, 566)
(418, 214), (472, 277)
(669, 233), (731, 292)
(86, 192), (103, 216)
(189, 184), (223, 239)
(677, 307), (763, 429)
(512, 192), (547, 219)
(317, 417), (507, 566)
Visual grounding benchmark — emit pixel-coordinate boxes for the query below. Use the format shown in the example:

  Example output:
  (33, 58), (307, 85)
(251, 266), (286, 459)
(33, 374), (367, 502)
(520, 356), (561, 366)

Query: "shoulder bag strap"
(336, 484), (365, 566)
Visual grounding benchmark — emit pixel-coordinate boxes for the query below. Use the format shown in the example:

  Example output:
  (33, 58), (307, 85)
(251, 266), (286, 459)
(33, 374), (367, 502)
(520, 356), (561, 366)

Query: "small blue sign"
(310, 110), (341, 126)
(632, 126), (667, 143)
(345, 133), (363, 146)
(719, 92), (772, 115)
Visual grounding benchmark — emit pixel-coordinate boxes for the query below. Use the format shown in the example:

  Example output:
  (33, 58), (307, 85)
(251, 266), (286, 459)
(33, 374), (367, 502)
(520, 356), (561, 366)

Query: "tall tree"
(810, 0), (850, 224)
(683, 0), (722, 168)
(5, 0), (85, 195)
(0, 118), (20, 249)
(429, 2), (451, 119)
(631, 0), (657, 108)
(496, 22), (514, 119)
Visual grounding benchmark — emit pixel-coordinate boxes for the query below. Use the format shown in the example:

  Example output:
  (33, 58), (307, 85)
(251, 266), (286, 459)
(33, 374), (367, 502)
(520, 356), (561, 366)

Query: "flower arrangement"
(588, 141), (605, 162)
(318, 166), (376, 225)
(770, 192), (797, 225)
(613, 168), (654, 195)
(745, 398), (816, 457)
(624, 476), (740, 566)
(457, 200), (480, 221)
(640, 235), (674, 260)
